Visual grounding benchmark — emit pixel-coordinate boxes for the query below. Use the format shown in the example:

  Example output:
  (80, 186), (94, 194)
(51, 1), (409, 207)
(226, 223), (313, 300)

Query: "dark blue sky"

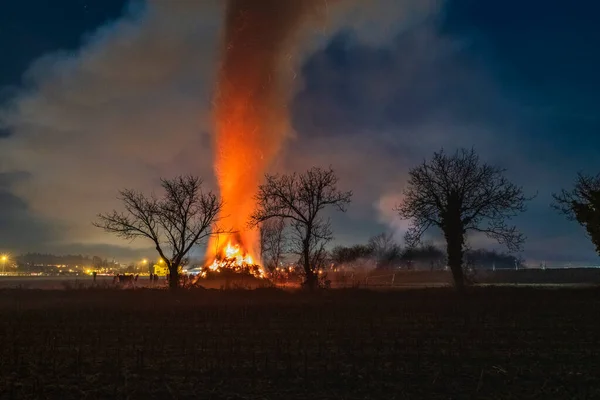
(443, 0), (600, 149)
(0, 1), (127, 83)
(1, 0), (599, 263)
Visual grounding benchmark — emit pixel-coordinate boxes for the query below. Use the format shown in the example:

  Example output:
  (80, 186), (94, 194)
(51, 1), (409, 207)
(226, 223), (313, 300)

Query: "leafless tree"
(259, 217), (287, 273)
(395, 148), (531, 292)
(251, 167), (352, 289)
(94, 175), (222, 290)
(368, 232), (395, 255)
(368, 232), (402, 268)
(552, 172), (600, 255)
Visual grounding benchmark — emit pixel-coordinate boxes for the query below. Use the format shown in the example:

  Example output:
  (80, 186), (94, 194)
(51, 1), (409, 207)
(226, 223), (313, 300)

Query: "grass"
(0, 286), (599, 399)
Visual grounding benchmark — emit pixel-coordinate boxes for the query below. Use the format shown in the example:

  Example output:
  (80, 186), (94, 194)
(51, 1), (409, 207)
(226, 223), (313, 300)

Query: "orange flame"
(205, 1), (322, 269)
(202, 241), (264, 278)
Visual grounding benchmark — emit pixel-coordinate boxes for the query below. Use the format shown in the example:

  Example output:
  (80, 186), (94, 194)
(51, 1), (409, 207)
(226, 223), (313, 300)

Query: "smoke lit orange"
(205, 0), (323, 269)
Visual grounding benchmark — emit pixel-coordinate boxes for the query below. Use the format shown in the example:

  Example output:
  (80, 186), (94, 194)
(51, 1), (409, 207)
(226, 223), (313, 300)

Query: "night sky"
(1, 0), (599, 265)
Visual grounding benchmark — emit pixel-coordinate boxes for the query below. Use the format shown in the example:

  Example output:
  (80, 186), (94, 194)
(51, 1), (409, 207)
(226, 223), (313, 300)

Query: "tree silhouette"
(395, 148), (531, 292)
(251, 167), (352, 289)
(401, 244), (446, 270)
(553, 172), (600, 255)
(94, 176), (222, 290)
(259, 217), (287, 273)
(368, 232), (402, 268)
(331, 244), (373, 263)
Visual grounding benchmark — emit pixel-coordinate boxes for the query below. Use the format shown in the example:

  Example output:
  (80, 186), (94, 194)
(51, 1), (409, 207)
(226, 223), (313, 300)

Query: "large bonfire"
(201, 0), (324, 278)
(201, 240), (262, 278)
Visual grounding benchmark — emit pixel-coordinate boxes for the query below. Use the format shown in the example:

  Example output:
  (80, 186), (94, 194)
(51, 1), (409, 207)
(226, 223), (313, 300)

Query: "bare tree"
(259, 217), (287, 273)
(401, 244), (446, 271)
(553, 172), (600, 255)
(368, 232), (402, 268)
(331, 244), (373, 266)
(94, 175), (222, 290)
(251, 166), (352, 289)
(395, 148), (531, 292)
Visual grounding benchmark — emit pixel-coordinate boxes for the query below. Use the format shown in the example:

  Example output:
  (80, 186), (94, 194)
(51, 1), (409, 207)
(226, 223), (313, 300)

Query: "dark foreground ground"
(3, 267), (600, 290)
(0, 287), (599, 399)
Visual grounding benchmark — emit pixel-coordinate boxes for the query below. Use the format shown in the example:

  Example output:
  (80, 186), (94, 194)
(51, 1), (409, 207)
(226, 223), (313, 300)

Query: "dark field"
(1, 288), (600, 399)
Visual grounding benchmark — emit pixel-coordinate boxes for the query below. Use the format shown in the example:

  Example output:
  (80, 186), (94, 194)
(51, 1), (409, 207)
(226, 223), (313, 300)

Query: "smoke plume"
(207, 0), (324, 262)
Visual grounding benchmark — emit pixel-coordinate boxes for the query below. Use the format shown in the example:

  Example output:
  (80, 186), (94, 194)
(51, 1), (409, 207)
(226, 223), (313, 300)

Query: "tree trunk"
(302, 237), (318, 291)
(304, 270), (318, 290)
(169, 267), (179, 290)
(445, 229), (465, 293)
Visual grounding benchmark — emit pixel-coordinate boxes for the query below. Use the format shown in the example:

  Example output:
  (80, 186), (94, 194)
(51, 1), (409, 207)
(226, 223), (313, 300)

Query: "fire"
(201, 241), (264, 278)
(218, 242), (254, 268)
(203, 1), (325, 275)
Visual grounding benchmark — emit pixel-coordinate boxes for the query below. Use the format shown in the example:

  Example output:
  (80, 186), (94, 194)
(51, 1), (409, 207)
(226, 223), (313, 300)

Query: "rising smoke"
(206, 0), (325, 263)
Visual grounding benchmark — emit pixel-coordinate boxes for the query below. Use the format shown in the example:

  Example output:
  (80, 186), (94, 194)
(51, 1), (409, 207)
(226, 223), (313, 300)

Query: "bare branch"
(251, 166), (352, 288)
(260, 217), (287, 272)
(394, 148), (531, 290)
(94, 175), (222, 289)
(552, 172), (600, 255)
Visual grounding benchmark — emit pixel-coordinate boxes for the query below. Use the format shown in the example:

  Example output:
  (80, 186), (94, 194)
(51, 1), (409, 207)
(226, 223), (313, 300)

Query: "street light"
(1, 255), (7, 275)
(136, 258), (148, 273)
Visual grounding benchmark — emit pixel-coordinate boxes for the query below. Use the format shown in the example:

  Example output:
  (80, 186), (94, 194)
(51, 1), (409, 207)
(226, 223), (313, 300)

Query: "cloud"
(286, 26), (514, 248)
(375, 193), (412, 241)
(4, 0), (593, 264)
(320, 0), (441, 47)
(1, 1), (224, 250)
(0, 0), (442, 259)
(0, 171), (62, 252)
(285, 22), (600, 263)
